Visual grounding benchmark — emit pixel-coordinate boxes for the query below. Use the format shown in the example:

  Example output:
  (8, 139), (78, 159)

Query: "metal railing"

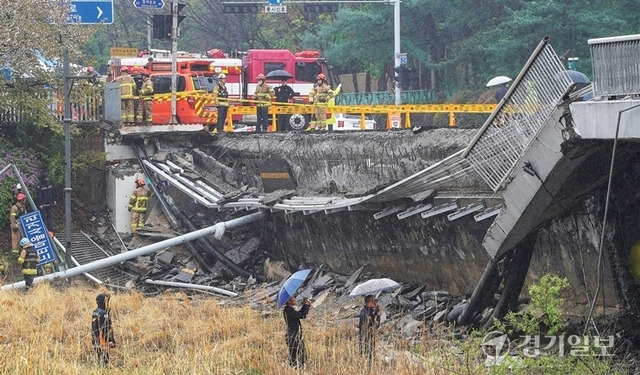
(589, 34), (640, 97)
(0, 89), (102, 125)
(336, 90), (440, 106)
(462, 38), (574, 192)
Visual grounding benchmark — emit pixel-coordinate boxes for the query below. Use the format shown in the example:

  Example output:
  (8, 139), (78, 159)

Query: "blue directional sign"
(19, 211), (56, 267)
(268, 0), (284, 5)
(133, 0), (165, 9)
(68, 1), (114, 24)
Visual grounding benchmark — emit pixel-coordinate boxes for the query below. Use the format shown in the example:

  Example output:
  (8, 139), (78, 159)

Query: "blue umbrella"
(277, 269), (311, 308)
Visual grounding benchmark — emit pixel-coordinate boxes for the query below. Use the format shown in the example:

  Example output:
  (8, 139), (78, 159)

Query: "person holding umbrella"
(283, 295), (311, 368)
(274, 78), (295, 132)
(359, 294), (382, 363)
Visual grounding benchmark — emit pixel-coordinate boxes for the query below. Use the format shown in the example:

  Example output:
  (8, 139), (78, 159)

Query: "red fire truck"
(107, 48), (327, 129)
(241, 49), (327, 130)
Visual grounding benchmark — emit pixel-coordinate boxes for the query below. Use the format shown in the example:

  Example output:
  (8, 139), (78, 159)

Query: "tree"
(0, 0), (95, 130)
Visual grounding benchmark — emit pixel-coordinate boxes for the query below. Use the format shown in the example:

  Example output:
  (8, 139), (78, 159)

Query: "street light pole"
(393, 0), (402, 105)
(170, 0), (178, 124)
(63, 48), (72, 266)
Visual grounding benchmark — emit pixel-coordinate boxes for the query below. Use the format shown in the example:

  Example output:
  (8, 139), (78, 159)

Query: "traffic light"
(152, 15), (170, 40)
(221, 3), (259, 13)
(152, 3), (186, 40)
(304, 3), (339, 12)
(394, 66), (409, 89)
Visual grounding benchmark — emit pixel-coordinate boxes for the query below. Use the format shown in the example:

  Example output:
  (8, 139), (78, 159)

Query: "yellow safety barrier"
(147, 92), (497, 131)
(223, 102), (496, 131)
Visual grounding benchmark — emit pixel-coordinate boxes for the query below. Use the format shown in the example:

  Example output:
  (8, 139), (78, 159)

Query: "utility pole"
(170, 0), (179, 124)
(63, 49), (72, 267)
(393, 0), (402, 105)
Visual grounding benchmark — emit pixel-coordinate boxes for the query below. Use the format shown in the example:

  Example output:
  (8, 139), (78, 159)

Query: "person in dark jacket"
(494, 82), (509, 103)
(92, 293), (116, 364)
(36, 171), (56, 231)
(274, 79), (295, 132)
(283, 295), (311, 368)
(358, 295), (382, 363)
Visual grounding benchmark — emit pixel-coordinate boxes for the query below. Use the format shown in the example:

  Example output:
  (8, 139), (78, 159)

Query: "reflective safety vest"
(140, 78), (154, 101)
(254, 84), (274, 107)
(214, 83), (229, 106)
(310, 83), (333, 105)
(128, 187), (151, 213)
(114, 73), (136, 100)
(10, 203), (27, 229)
(18, 246), (39, 276)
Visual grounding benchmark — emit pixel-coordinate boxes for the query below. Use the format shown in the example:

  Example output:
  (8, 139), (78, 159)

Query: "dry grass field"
(0, 282), (623, 375)
(0, 282), (461, 375)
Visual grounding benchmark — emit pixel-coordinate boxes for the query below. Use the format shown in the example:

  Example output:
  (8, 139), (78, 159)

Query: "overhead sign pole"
(65, 0), (114, 266)
(170, 0), (179, 124)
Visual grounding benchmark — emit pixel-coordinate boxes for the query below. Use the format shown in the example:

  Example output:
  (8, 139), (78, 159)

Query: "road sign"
(267, 0), (283, 4)
(69, 1), (114, 24)
(110, 47), (139, 57)
(265, 5), (286, 13)
(19, 211), (56, 267)
(133, 0), (165, 9)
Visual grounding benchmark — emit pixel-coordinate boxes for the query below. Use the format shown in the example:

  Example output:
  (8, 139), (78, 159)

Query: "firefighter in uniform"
(128, 178), (152, 234)
(254, 73), (275, 132)
(308, 73), (333, 131)
(112, 67), (136, 124)
(18, 238), (39, 290)
(213, 73), (229, 133)
(10, 193), (28, 256)
(137, 72), (154, 125)
(92, 293), (116, 365)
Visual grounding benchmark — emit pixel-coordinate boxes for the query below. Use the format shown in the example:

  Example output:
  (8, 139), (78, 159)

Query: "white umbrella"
(349, 278), (401, 297)
(486, 76), (512, 87)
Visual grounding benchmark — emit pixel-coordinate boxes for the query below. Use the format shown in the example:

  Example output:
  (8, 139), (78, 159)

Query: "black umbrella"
(265, 69), (294, 81)
(565, 70), (590, 84)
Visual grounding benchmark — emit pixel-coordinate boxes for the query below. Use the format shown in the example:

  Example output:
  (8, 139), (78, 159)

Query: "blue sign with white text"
(19, 211), (56, 267)
(68, 1), (114, 24)
(133, 0), (165, 9)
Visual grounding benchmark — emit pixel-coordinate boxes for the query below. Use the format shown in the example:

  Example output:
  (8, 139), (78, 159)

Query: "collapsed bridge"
(6, 36), (640, 327)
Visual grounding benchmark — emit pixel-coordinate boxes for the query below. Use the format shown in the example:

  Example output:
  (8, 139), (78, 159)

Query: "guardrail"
(1, 88), (493, 129)
(224, 101), (495, 130)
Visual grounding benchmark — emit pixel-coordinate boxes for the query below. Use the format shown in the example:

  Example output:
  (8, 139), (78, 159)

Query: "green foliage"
(529, 274), (569, 335)
(493, 274), (569, 336)
(0, 137), (42, 225)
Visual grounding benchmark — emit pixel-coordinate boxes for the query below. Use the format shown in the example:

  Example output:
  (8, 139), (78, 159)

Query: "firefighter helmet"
(16, 193), (26, 201)
(87, 66), (95, 74)
(257, 73), (265, 80)
(218, 73), (226, 79)
(19, 238), (30, 247)
(316, 73), (326, 81)
(136, 178), (146, 186)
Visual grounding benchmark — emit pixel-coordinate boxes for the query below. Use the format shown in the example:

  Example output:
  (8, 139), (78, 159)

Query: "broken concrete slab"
(172, 268), (195, 283)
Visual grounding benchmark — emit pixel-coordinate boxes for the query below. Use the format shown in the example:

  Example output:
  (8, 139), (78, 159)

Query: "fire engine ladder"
(60, 232), (136, 288)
